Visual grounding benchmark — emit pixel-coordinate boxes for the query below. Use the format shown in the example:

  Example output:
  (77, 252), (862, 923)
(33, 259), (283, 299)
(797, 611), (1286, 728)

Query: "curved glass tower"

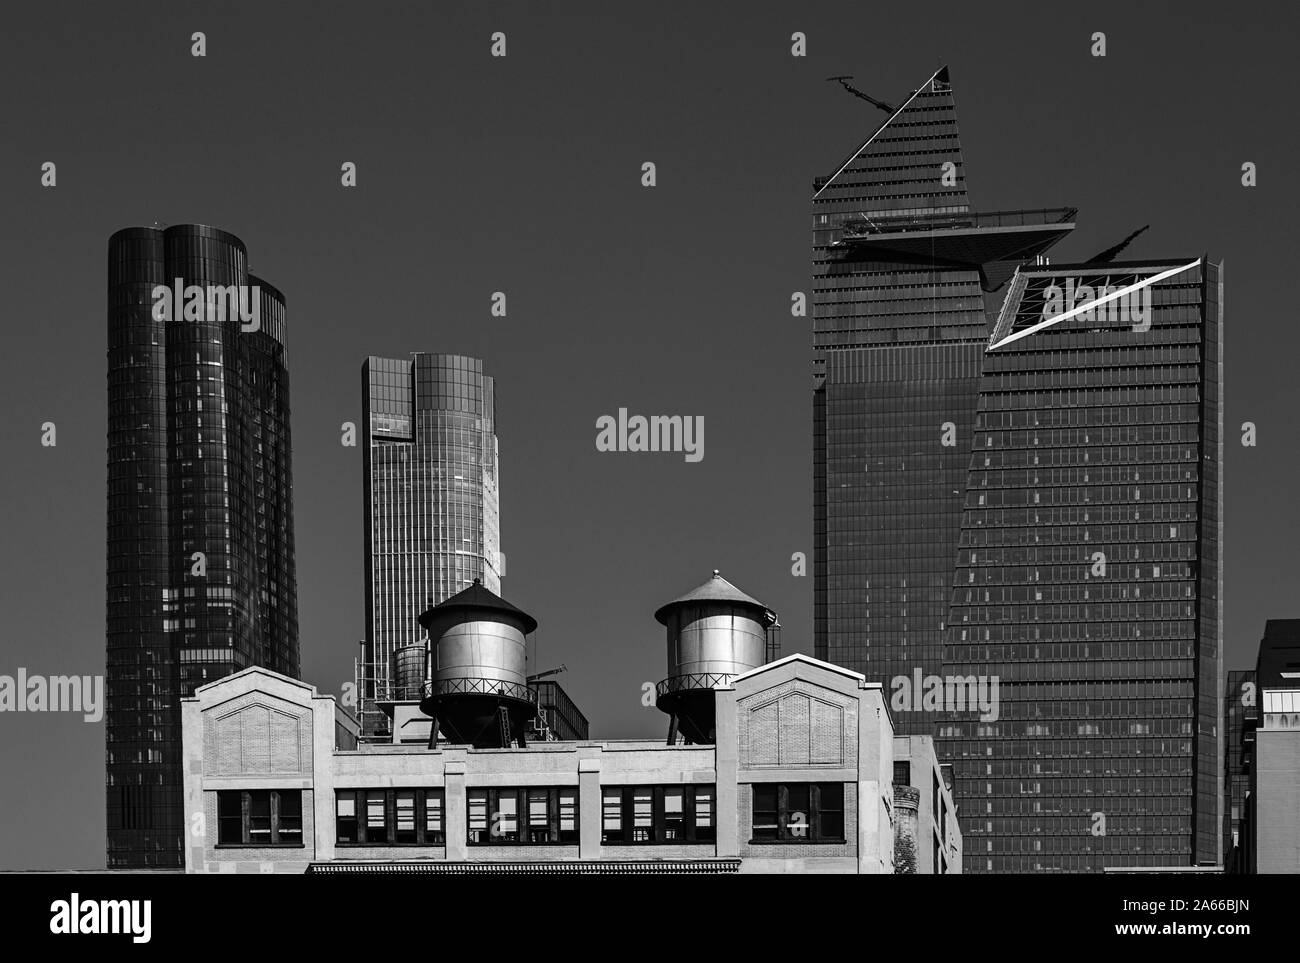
(359, 353), (502, 738)
(106, 224), (298, 868)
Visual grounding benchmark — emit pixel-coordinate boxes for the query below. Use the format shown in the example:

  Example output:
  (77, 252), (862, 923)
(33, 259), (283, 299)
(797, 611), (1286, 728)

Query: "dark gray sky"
(1, 1), (1295, 869)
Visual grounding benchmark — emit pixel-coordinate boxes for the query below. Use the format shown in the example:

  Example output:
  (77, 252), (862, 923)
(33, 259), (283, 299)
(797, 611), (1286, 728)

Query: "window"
(278, 791), (303, 844)
(749, 783), (847, 843)
(335, 789), (445, 846)
(632, 788), (653, 842)
(215, 790), (304, 847)
(467, 788), (579, 845)
(336, 794), (357, 843)
(819, 783), (845, 841)
(753, 785), (779, 839)
(468, 790), (488, 842)
(366, 791), (386, 841)
(893, 761), (910, 786)
(218, 791), (242, 845)
(663, 787), (685, 841)
(526, 788), (549, 843)
(602, 787), (624, 842)
(395, 791), (416, 844)
(425, 791), (444, 843)
(601, 786), (717, 844)
(497, 792), (519, 841)
(558, 787), (577, 841)
(249, 791), (271, 843)
(693, 786), (716, 842)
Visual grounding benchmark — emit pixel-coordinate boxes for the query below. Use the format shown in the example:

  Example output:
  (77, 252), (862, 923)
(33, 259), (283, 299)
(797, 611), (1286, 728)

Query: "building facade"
(181, 655), (957, 873)
(1223, 668), (1256, 872)
(1238, 620), (1300, 873)
(359, 353), (503, 738)
(1252, 684), (1300, 873)
(943, 257), (1224, 871)
(811, 65), (1074, 734)
(892, 736), (962, 874)
(106, 224), (299, 868)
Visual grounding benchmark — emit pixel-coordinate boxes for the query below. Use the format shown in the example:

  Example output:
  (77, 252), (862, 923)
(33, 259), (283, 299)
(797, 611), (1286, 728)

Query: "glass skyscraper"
(359, 353), (502, 737)
(1223, 668), (1256, 872)
(811, 65), (1074, 733)
(106, 224), (298, 868)
(943, 257), (1223, 871)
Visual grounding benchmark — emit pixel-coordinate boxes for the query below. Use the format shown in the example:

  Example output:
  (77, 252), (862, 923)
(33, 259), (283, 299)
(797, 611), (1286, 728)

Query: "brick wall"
(204, 691), (312, 775)
(893, 785), (919, 874)
(467, 844), (578, 861)
(333, 845), (448, 861)
(739, 679), (857, 768)
(596, 844), (716, 860)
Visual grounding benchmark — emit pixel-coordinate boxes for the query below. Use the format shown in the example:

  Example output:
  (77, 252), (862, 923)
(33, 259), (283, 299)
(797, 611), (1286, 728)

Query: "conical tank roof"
(417, 579), (538, 635)
(654, 570), (776, 626)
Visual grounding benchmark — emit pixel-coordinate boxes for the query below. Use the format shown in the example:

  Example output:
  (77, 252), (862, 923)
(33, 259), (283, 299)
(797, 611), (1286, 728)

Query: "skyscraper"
(106, 224), (298, 868)
(811, 65), (1074, 732)
(943, 257), (1223, 871)
(359, 353), (502, 737)
(1223, 668), (1256, 872)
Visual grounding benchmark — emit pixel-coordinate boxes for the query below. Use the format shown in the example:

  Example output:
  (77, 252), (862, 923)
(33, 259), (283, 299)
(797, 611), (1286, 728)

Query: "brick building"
(181, 572), (960, 873)
(181, 655), (959, 873)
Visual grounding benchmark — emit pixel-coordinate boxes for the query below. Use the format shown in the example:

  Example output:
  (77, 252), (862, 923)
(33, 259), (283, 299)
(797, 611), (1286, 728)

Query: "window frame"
(466, 787), (579, 846)
(214, 789), (305, 848)
(600, 785), (717, 845)
(748, 782), (848, 844)
(334, 788), (446, 847)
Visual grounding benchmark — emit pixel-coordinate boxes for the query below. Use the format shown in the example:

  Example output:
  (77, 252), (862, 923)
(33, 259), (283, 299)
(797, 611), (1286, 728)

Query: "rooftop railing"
(655, 673), (736, 701)
(841, 207), (1077, 238)
(421, 677), (537, 704)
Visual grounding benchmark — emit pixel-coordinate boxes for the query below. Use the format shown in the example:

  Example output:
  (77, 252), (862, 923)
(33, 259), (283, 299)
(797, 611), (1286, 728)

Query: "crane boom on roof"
(1088, 225), (1150, 264)
(826, 76), (895, 114)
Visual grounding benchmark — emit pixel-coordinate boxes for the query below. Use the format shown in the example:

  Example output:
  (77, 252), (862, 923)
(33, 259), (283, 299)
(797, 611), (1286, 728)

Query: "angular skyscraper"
(358, 353), (502, 738)
(811, 65), (1074, 732)
(106, 224), (298, 868)
(943, 257), (1223, 871)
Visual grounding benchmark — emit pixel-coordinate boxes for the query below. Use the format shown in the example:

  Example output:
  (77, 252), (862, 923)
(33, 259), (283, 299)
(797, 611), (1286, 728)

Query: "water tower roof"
(418, 580), (538, 635)
(654, 570), (776, 626)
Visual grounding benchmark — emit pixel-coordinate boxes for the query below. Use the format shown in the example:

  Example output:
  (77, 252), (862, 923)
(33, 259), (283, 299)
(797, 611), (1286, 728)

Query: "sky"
(1, 0), (1296, 869)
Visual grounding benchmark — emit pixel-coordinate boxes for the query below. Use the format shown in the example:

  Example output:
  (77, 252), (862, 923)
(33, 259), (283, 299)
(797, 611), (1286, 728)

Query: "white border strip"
(989, 258), (1202, 350)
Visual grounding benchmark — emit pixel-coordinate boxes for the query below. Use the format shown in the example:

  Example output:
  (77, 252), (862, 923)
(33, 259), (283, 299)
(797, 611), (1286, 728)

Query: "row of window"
(601, 786), (715, 843)
(752, 784), (845, 842)
(218, 790), (302, 846)
(217, 784), (848, 848)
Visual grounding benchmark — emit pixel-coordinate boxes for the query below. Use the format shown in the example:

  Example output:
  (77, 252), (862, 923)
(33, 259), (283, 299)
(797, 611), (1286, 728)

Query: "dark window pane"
(217, 791), (243, 845)
(277, 791), (302, 844)
(248, 791), (272, 843)
(336, 792), (359, 844)
(753, 785), (779, 839)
